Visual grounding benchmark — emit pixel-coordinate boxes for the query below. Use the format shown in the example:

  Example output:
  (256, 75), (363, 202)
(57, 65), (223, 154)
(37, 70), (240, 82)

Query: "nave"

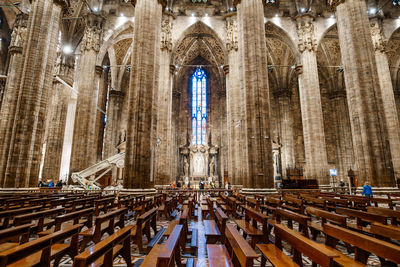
(0, 189), (399, 266)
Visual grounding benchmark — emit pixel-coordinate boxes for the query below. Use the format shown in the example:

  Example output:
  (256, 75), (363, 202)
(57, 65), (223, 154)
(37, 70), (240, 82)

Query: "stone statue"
(209, 156), (215, 177)
(118, 129), (126, 145)
(184, 157), (189, 177)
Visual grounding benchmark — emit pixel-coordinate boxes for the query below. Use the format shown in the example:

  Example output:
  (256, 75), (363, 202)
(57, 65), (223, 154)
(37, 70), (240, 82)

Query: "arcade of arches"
(0, 0), (400, 189)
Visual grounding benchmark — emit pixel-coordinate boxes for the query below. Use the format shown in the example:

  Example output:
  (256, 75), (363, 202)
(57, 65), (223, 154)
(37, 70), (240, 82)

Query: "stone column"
(275, 89), (295, 179)
(236, 0), (274, 188)
(0, 13), (28, 186)
(2, 0), (66, 187)
(124, 0), (164, 189)
(104, 90), (124, 158)
(70, 14), (103, 174)
(296, 14), (329, 184)
(370, 18), (400, 183)
(225, 14), (242, 185)
(42, 54), (74, 181)
(94, 65), (107, 161)
(154, 14), (173, 186)
(330, 0), (396, 186)
(329, 89), (355, 182)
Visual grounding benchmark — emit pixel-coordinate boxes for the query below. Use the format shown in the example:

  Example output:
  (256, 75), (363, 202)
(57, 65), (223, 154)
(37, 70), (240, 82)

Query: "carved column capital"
(273, 88), (292, 99)
(81, 14), (103, 53)
(328, 0), (345, 10)
(9, 13), (28, 49)
(328, 89), (347, 99)
(54, 53), (75, 85)
(161, 16), (173, 52)
(370, 18), (386, 52)
(296, 14), (317, 53)
(226, 16), (238, 52)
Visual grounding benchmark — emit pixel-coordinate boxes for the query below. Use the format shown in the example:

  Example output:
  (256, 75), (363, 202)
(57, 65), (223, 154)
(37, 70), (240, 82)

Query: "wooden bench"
(370, 222), (400, 242)
(268, 207), (310, 238)
(13, 207), (64, 233)
(367, 206), (400, 225)
(305, 206), (347, 240)
(260, 197), (281, 216)
(282, 195), (304, 214)
(257, 223), (339, 267)
(141, 224), (184, 267)
(0, 224), (32, 253)
(235, 206), (268, 248)
(73, 225), (134, 267)
(0, 224), (82, 267)
(132, 207), (159, 253)
(207, 224), (257, 267)
(38, 207), (94, 236)
(0, 205), (43, 229)
(336, 207), (387, 233)
(204, 207), (228, 244)
(94, 196), (116, 216)
(322, 223), (400, 265)
(79, 208), (126, 251)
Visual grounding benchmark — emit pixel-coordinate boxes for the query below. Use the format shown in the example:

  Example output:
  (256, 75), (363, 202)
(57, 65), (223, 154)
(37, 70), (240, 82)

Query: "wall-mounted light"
(62, 44), (73, 55)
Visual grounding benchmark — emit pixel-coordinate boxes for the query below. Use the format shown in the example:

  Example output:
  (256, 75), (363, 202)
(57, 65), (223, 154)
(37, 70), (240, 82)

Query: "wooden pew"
(281, 195), (304, 214)
(336, 207), (387, 233)
(301, 195), (326, 209)
(207, 224), (257, 267)
(367, 206), (400, 225)
(94, 196), (116, 216)
(268, 207), (310, 238)
(257, 224), (339, 267)
(131, 207), (160, 253)
(0, 205), (43, 229)
(370, 222), (400, 242)
(38, 207), (94, 236)
(0, 224), (82, 267)
(204, 207), (228, 244)
(259, 196), (281, 216)
(73, 225), (134, 267)
(235, 206), (268, 248)
(79, 208), (126, 251)
(141, 225), (184, 267)
(0, 224), (32, 252)
(323, 223), (400, 265)
(305, 206), (347, 240)
(13, 207), (64, 233)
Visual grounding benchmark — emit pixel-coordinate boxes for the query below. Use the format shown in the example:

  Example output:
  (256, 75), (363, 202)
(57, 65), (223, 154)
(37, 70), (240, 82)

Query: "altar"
(179, 144), (219, 186)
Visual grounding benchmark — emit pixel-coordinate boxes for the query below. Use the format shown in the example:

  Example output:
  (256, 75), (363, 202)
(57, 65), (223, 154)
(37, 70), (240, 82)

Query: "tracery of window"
(191, 68), (207, 145)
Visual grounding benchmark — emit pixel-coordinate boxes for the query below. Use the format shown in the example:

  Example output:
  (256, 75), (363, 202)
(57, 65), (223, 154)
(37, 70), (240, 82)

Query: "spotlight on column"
(330, 14), (335, 18)
(93, 6), (99, 12)
(368, 8), (376, 15)
(300, 7), (306, 13)
(275, 13), (279, 17)
(62, 45), (73, 55)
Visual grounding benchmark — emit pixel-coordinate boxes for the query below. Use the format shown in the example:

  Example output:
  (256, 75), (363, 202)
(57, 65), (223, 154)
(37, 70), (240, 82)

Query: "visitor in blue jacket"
(362, 181), (373, 198)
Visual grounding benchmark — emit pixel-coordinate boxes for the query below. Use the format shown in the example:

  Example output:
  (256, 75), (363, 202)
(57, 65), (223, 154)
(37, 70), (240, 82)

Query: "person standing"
(362, 181), (373, 198)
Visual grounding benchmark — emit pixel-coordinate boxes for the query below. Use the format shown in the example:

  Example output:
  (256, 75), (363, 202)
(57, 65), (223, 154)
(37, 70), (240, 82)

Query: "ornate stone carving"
(226, 17), (238, 52)
(81, 14), (103, 52)
(54, 53), (75, 85)
(370, 19), (386, 52)
(296, 15), (317, 53)
(10, 13), (28, 49)
(328, 0), (345, 10)
(161, 17), (173, 52)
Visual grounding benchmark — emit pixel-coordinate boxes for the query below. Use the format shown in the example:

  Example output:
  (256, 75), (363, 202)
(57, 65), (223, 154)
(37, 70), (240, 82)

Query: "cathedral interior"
(0, 0), (399, 190)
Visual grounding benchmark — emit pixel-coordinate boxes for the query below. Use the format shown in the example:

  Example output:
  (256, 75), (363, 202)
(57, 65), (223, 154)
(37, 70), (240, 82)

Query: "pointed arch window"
(191, 68), (207, 145)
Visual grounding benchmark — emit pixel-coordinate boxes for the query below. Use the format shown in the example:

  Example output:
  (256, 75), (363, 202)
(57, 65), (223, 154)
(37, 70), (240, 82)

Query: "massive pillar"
(370, 18), (400, 183)
(296, 14), (329, 184)
(236, 0), (274, 188)
(154, 15), (173, 186)
(275, 89), (295, 179)
(329, 88), (355, 182)
(330, 0), (396, 186)
(42, 54), (74, 181)
(225, 15), (243, 185)
(94, 65), (107, 162)
(104, 90), (124, 158)
(0, 13), (28, 186)
(2, 0), (66, 187)
(70, 14), (103, 174)
(124, 0), (163, 188)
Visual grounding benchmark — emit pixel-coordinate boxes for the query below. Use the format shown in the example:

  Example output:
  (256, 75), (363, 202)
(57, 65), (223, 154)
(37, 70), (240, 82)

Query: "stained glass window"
(191, 68), (207, 145)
